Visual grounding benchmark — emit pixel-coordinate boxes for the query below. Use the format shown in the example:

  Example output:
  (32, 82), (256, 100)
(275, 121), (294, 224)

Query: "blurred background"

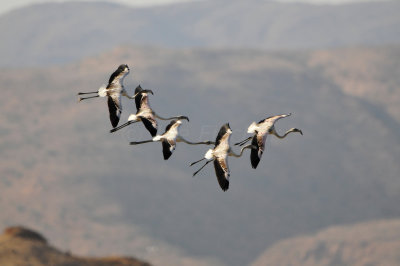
(1, 0), (400, 265)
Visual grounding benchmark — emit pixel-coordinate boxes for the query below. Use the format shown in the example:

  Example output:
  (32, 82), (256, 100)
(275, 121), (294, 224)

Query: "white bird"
(129, 119), (215, 160)
(77, 64), (146, 128)
(190, 123), (255, 191)
(235, 113), (302, 169)
(110, 85), (188, 137)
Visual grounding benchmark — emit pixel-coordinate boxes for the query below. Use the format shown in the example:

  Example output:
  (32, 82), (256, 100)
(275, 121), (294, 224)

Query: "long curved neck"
(229, 144), (253, 157)
(272, 128), (296, 139)
(155, 113), (188, 121)
(178, 136), (214, 145)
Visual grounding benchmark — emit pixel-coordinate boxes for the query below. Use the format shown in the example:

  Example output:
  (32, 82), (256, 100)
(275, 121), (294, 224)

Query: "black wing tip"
(214, 159), (230, 192)
(163, 152), (172, 160)
(220, 181), (229, 191)
(111, 119), (119, 128)
(162, 140), (173, 160)
(250, 150), (261, 169)
(162, 145), (173, 160)
(251, 162), (259, 169)
(250, 135), (261, 168)
(109, 114), (120, 128)
(141, 118), (158, 137)
(107, 96), (121, 128)
(150, 129), (157, 137)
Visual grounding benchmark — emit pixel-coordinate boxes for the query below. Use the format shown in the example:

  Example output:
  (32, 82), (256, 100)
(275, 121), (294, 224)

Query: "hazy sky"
(0, 0), (390, 15)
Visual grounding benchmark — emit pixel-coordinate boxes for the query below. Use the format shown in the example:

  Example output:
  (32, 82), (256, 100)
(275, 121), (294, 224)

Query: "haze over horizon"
(0, 0), (392, 15)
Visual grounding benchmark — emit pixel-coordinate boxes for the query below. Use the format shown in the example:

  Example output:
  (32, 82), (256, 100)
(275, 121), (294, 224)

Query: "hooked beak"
(143, 89), (154, 95)
(294, 128), (303, 135)
(179, 116), (189, 122)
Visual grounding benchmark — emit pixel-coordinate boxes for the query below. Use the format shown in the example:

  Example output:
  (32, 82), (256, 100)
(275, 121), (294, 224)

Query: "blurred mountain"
(0, 226), (150, 266)
(0, 0), (400, 66)
(252, 219), (400, 266)
(0, 45), (399, 265)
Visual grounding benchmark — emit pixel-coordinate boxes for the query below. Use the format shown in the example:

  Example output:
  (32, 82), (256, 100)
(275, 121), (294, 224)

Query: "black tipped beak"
(294, 128), (303, 135)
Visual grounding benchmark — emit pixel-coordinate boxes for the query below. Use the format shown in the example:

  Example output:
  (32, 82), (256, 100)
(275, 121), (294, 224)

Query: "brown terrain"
(0, 226), (150, 266)
(0, 45), (399, 265)
(252, 219), (400, 266)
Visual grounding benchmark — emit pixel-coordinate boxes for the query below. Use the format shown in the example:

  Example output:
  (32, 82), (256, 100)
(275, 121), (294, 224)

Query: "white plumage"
(129, 118), (214, 160)
(190, 123), (255, 191)
(235, 113), (302, 169)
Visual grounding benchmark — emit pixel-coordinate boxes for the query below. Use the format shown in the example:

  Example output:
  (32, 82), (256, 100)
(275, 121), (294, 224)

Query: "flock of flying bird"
(78, 64), (303, 191)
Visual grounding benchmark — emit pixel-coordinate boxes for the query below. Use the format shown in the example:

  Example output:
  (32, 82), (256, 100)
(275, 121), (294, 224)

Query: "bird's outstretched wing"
(109, 64), (128, 85)
(161, 139), (176, 160)
(134, 85), (144, 110)
(214, 157), (230, 191)
(215, 123), (230, 147)
(107, 94), (122, 128)
(141, 117), (158, 137)
(263, 113), (291, 126)
(250, 134), (265, 169)
(164, 120), (178, 132)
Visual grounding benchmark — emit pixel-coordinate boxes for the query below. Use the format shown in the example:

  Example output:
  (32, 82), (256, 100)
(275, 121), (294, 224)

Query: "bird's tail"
(152, 135), (162, 141)
(247, 122), (258, 133)
(205, 149), (213, 160)
(98, 85), (107, 97)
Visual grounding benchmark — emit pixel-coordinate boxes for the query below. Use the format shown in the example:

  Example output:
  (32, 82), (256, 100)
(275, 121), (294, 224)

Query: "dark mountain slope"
(0, 226), (150, 266)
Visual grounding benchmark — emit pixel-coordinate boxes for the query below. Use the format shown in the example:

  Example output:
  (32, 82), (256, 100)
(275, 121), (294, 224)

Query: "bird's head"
(170, 119), (182, 126)
(115, 64), (130, 74)
(119, 64), (130, 73)
(178, 116), (189, 122)
(290, 128), (303, 135)
(142, 89), (154, 95)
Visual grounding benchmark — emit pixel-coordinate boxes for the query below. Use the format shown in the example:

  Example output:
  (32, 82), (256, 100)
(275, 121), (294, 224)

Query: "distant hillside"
(252, 219), (400, 266)
(0, 226), (150, 266)
(0, 45), (400, 265)
(0, 0), (400, 66)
